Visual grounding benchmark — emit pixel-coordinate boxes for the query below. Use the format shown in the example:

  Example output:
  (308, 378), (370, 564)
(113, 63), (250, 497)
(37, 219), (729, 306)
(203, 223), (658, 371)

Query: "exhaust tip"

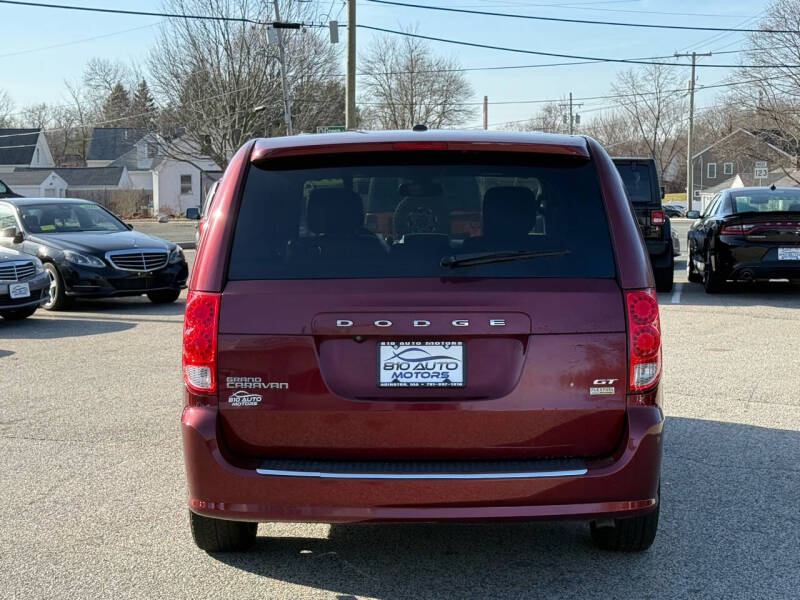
(740, 269), (755, 282)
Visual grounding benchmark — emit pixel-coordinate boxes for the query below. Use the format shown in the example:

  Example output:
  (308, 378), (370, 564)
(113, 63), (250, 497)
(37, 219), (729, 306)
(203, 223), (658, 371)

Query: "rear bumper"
(716, 242), (800, 280)
(182, 403), (664, 523)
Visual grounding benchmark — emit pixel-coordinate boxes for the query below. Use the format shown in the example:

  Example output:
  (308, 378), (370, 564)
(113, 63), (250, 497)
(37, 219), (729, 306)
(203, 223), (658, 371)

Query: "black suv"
(613, 157), (674, 292)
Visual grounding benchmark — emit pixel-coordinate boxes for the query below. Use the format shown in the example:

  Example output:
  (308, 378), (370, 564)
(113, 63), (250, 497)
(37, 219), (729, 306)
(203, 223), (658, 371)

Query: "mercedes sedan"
(0, 198), (188, 310)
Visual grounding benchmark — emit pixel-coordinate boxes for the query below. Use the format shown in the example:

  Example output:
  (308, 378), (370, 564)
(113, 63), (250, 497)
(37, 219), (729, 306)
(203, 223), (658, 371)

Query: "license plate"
(778, 247), (800, 261)
(9, 282), (30, 299)
(378, 341), (465, 387)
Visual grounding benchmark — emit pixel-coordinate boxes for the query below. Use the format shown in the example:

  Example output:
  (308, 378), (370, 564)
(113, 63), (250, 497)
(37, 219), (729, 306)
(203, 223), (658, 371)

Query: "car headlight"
(63, 250), (106, 268)
(32, 256), (44, 273)
(168, 246), (185, 264)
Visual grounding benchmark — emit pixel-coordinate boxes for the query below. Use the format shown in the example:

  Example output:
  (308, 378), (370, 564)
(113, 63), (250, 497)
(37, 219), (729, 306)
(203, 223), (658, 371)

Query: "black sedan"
(0, 198), (188, 310)
(686, 186), (800, 293)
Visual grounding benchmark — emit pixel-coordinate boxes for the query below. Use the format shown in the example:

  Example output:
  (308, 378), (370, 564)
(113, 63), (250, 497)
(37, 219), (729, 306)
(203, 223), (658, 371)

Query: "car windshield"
(731, 190), (800, 213)
(228, 151), (616, 280)
(18, 202), (127, 233)
(615, 163), (653, 204)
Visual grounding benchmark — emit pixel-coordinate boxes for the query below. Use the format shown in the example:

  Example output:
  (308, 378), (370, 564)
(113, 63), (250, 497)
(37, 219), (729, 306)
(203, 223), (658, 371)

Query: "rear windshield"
(615, 162), (654, 204)
(730, 190), (800, 213)
(228, 151), (615, 280)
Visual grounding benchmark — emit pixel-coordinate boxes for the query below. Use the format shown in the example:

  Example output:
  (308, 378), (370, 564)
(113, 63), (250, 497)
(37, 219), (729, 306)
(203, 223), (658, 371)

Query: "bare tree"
(359, 33), (474, 129)
(0, 90), (14, 127)
(733, 0), (800, 180)
(507, 102), (567, 133)
(610, 64), (687, 184)
(148, 0), (340, 168)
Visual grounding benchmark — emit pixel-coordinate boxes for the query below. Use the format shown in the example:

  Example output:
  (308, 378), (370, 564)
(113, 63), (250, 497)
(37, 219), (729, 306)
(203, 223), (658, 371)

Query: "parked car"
(0, 247), (49, 320)
(0, 177), (22, 199)
(0, 198), (188, 310)
(612, 157), (674, 292)
(182, 130), (664, 553)
(663, 202), (686, 218)
(686, 186), (800, 293)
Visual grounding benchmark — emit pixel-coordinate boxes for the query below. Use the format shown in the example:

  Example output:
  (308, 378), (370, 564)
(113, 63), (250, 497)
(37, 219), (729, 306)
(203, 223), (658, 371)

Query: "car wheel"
(654, 254), (674, 293)
(703, 249), (725, 294)
(189, 511), (257, 552)
(42, 263), (70, 311)
(0, 305), (37, 320)
(686, 249), (702, 283)
(590, 487), (660, 552)
(147, 289), (181, 304)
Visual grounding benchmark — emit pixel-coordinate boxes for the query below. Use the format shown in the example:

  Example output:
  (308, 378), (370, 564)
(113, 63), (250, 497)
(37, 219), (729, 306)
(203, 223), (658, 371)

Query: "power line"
(0, 0), (317, 26)
(357, 24), (800, 68)
(366, 0), (800, 34)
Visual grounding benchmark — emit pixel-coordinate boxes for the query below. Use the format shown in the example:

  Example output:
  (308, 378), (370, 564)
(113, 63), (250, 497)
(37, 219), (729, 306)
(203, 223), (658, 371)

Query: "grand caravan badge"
(378, 341), (465, 388)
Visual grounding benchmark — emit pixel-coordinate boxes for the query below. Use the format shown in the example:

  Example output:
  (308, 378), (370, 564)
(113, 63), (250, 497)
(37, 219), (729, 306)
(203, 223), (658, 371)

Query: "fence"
(66, 189), (153, 218)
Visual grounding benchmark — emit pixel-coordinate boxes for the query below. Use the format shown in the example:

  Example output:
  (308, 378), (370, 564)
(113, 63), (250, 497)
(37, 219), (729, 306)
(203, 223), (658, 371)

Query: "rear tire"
(591, 488), (660, 552)
(0, 305), (37, 320)
(687, 251), (702, 283)
(147, 288), (180, 304)
(654, 255), (674, 293)
(189, 511), (257, 552)
(703, 249), (725, 294)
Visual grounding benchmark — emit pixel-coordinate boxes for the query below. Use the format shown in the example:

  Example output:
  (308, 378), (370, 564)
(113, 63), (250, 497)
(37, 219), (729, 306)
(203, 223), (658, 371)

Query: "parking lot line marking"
(671, 283), (683, 304)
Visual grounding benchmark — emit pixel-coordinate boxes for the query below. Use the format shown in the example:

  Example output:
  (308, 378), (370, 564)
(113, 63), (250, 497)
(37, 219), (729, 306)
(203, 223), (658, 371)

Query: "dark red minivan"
(182, 130), (664, 553)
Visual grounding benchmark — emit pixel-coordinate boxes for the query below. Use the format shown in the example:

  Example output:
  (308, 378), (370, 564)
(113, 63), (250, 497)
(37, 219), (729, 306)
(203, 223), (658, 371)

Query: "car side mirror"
(186, 207), (200, 220)
(1, 225), (23, 242)
(686, 210), (700, 219)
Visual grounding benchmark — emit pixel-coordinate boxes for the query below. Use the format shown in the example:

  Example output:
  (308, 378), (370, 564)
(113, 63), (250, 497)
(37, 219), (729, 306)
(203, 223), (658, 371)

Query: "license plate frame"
(378, 341), (465, 388)
(778, 247), (800, 261)
(9, 282), (30, 299)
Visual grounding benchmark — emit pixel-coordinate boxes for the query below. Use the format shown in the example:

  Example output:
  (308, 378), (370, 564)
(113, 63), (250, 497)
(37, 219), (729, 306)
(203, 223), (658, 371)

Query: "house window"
(723, 162), (733, 175)
(707, 163), (717, 179)
(180, 175), (193, 195)
(147, 142), (159, 158)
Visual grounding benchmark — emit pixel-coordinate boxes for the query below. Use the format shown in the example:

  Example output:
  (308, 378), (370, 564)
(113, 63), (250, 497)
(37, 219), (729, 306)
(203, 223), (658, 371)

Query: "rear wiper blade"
(440, 249), (569, 269)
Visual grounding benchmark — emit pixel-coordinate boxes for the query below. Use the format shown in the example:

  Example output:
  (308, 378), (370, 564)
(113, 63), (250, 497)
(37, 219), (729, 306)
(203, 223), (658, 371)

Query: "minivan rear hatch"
(217, 150), (627, 460)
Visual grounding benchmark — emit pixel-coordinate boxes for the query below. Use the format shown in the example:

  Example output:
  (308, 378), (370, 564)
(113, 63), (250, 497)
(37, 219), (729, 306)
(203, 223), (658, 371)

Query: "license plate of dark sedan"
(9, 283), (30, 299)
(378, 341), (465, 387)
(778, 247), (800, 261)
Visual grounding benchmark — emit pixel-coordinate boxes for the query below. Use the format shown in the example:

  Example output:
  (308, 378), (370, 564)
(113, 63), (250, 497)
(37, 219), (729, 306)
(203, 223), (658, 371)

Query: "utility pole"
(345, 0), (357, 129)
(483, 96), (488, 130)
(272, 0), (293, 136)
(675, 51), (712, 212)
(560, 92), (583, 134)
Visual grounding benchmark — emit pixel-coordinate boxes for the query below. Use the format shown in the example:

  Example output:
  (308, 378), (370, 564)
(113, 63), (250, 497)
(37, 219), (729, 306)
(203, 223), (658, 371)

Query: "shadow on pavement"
(67, 297), (186, 317)
(0, 317), (136, 339)
(212, 417), (799, 599)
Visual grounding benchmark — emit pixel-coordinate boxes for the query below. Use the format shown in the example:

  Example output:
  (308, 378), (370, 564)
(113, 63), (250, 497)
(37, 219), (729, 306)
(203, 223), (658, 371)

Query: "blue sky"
(0, 0), (774, 128)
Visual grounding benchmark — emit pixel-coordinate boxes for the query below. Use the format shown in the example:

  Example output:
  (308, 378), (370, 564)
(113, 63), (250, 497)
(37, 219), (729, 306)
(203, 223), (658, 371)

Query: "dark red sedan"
(181, 129), (664, 553)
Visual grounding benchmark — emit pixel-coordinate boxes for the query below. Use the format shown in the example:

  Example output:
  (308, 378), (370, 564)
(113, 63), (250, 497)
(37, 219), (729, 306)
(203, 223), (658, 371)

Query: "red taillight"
(182, 291), (220, 393)
(625, 289), (661, 393)
(720, 223), (744, 235)
(392, 141), (449, 151)
(650, 209), (665, 226)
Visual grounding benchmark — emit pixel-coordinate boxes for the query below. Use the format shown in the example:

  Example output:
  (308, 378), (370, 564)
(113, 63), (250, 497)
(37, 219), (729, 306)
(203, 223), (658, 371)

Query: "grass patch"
(664, 192), (686, 203)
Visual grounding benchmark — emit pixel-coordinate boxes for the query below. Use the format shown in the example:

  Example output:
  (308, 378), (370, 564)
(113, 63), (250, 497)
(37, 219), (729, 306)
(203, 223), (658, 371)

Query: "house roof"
(86, 127), (146, 161)
(0, 170), (55, 186)
(692, 127), (796, 161)
(110, 144), (164, 172)
(0, 128), (40, 166)
(15, 167), (125, 187)
(700, 176), (740, 195)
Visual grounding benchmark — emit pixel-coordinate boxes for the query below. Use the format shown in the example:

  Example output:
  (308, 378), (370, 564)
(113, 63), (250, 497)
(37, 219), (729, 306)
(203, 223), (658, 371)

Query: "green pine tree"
(130, 79), (157, 129)
(102, 82), (132, 126)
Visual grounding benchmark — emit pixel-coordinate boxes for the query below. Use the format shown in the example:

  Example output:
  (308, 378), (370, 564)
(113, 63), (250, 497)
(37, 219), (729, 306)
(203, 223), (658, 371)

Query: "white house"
(108, 133), (221, 215)
(0, 170), (68, 197)
(0, 128), (55, 173)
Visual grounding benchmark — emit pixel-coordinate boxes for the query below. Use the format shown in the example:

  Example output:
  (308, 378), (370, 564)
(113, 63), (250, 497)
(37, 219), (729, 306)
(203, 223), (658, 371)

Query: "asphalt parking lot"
(2, 247), (799, 600)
